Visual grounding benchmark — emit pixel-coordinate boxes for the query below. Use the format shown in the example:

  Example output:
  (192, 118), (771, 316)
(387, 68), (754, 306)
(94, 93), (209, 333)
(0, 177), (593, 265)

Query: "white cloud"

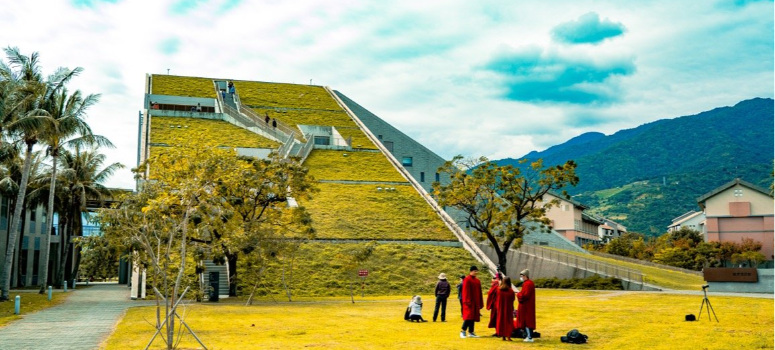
(1, 0), (771, 189)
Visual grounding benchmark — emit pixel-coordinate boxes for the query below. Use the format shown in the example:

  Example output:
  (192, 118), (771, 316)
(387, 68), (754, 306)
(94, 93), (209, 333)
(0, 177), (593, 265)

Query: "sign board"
(358, 269), (369, 277)
(703, 267), (758, 282)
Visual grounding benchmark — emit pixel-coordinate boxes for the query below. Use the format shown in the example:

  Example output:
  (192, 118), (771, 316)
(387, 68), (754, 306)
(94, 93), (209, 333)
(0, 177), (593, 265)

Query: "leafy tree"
(0, 47), (82, 300)
(433, 156), (578, 274)
(338, 240), (377, 303)
(35, 84), (109, 292)
(100, 144), (314, 348)
(77, 234), (119, 281)
(52, 145), (122, 287)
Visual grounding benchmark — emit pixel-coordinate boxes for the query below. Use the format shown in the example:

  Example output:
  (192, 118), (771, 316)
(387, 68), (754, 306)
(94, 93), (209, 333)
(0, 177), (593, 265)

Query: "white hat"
(438, 273), (447, 279)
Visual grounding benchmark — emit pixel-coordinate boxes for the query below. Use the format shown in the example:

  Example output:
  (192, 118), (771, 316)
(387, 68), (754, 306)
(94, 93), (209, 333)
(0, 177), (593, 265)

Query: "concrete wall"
(707, 268), (774, 293)
(333, 91), (449, 193)
(477, 243), (658, 291)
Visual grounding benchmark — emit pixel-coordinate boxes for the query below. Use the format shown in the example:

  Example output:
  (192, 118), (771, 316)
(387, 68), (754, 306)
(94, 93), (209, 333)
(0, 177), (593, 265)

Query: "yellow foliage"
(304, 150), (406, 182)
(103, 290), (773, 350)
(150, 74), (217, 98)
(301, 183), (452, 240)
(233, 81), (341, 110)
(150, 116), (279, 149)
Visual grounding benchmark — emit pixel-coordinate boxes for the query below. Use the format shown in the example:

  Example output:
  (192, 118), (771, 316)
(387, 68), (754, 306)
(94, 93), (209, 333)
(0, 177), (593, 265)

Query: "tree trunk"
(69, 204), (84, 283)
(497, 250), (508, 276)
(225, 250), (238, 297)
(55, 217), (69, 287)
(0, 142), (35, 301)
(39, 156), (57, 293)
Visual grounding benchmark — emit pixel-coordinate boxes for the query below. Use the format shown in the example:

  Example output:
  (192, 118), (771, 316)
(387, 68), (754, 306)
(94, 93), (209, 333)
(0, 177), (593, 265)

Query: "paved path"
(0, 283), (150, 350)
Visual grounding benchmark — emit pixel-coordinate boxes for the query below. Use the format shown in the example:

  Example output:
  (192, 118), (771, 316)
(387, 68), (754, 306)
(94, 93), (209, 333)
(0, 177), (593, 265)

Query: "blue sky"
(1, 0), (772, 189)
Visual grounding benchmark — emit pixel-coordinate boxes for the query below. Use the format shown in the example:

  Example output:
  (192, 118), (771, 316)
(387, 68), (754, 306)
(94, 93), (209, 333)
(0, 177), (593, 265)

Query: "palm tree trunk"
(38, 156), (57, 293)
(0, 142), (35, 301)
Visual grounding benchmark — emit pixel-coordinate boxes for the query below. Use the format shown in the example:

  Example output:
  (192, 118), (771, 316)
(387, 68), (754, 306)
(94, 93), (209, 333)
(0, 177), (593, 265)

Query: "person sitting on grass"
(408, 295), (428, 322)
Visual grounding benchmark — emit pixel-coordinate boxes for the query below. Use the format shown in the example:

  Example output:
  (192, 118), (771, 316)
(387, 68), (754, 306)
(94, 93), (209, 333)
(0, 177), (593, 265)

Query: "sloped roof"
(697, 178), (773, 208)
(668, 210), (704, 227)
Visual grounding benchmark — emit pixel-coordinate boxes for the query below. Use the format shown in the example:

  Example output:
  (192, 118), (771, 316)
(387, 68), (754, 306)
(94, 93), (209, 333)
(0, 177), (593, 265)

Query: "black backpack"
(561, 329), (588, 344)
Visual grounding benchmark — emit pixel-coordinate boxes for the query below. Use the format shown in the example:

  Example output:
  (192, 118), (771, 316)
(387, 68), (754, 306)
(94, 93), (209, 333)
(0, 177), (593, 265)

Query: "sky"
(1, 0), (773, 189)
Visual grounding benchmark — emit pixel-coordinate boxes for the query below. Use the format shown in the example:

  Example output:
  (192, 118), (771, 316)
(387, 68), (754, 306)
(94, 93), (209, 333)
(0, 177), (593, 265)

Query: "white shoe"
(523, 338), (534, 342)
(468, 333), (480, 338)
(460, 331), (467, 339)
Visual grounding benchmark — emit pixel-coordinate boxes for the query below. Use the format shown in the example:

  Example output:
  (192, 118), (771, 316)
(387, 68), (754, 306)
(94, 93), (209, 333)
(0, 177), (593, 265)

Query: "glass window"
(401, 157), (413, 167)
(435, 173), (440, 182)
(313, 136), (330, 145)
(420, 172), (425, 182)
(383, 141), (393, 152)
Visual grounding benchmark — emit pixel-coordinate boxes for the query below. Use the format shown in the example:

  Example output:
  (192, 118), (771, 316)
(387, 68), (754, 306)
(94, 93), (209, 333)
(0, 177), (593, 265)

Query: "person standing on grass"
(408, 295), (428, 322)
(433, 273), (451, 322)
(456, 275), (465, 316)
(516, 269), (536, 343)
(486, 274), (501, 335)
(496, 276), (515, 341)
(460, 265), (483, 338)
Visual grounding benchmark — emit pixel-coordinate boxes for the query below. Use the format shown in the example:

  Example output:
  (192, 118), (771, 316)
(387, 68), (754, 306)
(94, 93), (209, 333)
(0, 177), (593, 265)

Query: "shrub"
(150, 116), (279, 149)
(533, 275), (624, 290)
(304, 150), (406, 182)
(151, 74), (218, 98)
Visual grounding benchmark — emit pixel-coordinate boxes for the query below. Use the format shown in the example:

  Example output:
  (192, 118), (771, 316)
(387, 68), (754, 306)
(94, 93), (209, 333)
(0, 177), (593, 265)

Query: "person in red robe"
(460, 265), (483, 338)
(495, 276), (515, 341)
(485, 276), (500, 335)
(516, 269), (536, 342)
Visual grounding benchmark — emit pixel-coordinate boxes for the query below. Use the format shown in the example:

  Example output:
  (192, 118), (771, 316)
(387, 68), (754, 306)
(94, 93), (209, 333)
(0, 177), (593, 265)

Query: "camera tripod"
(698, 286), (719, 322)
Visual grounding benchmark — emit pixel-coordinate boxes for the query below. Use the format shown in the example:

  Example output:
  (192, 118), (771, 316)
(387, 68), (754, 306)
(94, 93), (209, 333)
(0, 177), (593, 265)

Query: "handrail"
(295, 134), (315, 163)
(239, 104), (302, 141)
(324, 86), (498, 275)
(212, 80), (302, 143)
(277, 132), (297, 159)
(517, 244), (645, 284)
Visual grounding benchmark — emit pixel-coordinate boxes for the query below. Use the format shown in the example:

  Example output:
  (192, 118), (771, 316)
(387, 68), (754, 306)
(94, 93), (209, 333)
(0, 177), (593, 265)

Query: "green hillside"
(497, 98), (774, 235)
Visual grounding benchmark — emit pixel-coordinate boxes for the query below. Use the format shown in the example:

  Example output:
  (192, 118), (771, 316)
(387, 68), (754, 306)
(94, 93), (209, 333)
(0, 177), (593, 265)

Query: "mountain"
(496, 98), (774, 235)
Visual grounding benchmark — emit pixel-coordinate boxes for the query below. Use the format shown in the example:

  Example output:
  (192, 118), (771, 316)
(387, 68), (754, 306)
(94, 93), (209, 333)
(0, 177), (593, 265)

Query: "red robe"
(461, 275), (483, 321)
(486, 280), (499, 329)
(495, 287), (515, 338)
(516, 279), (536, 329)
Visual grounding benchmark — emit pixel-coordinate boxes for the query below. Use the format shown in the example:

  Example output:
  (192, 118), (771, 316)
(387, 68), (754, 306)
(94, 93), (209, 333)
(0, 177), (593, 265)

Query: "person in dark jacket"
(433, 273), (451, 322)
(456, 275), (465, 316)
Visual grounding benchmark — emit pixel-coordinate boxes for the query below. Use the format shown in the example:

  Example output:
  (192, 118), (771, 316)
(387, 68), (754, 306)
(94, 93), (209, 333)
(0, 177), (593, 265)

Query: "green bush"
(151, 75), (218, 98)
(533, 275), (623, 290)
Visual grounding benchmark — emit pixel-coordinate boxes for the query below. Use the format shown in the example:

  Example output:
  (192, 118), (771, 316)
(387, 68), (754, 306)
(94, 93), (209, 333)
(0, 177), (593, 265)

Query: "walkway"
(0, 283), (150, 350)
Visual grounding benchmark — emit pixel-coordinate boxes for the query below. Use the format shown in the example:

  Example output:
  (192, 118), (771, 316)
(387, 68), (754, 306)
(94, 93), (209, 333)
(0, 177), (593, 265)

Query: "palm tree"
(54, 145), (123, 285)
(0, 47), (78, 301)
(34, 86), (110, 293)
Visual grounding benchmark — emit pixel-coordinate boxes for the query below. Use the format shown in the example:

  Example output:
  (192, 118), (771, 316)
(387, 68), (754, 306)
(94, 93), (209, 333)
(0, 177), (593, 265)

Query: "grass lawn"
(547, 247), (705, 290)
(0, 291), (68, 328)
(102, 290), (773, 350)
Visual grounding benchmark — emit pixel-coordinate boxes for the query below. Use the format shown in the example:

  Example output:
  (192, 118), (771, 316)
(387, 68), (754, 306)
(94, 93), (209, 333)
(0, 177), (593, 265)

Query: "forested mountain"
(495, 98), (774, 235)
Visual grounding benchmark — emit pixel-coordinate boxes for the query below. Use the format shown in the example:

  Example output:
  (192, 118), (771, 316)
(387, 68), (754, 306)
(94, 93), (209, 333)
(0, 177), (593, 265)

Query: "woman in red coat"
(485, 276), (500, 334)
(460, 265), (483, 338)
(516, 269), (536, 342)
(495, 277), (515, 341)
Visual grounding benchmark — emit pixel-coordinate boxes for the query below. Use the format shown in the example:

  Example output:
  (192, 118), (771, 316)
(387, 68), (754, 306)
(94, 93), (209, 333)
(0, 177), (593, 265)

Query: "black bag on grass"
(685, 314), (696, 321)
(560, 329), (588, 344)
(404, 307), (411, 320)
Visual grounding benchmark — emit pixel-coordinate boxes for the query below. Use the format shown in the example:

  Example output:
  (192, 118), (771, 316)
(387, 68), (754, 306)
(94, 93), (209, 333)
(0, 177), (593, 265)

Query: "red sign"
(358, 270), (369, 277)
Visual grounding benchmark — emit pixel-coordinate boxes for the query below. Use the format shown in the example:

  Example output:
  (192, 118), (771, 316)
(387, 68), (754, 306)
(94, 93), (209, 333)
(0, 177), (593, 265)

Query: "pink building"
(697, 178), (774, 262)
(542, 193), (602, 246)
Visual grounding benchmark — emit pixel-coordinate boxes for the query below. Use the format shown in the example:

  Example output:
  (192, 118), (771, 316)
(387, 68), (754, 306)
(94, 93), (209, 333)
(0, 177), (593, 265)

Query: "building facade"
(697, 178), (774, 262)
(541, 193), (602, 246)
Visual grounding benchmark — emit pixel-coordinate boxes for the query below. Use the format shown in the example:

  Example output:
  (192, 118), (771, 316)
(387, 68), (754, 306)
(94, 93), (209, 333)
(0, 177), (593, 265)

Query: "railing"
(239, 104), (302, 141)
(294, 134), (315, 163)
(589, 251), (703, 276)
(276, 132), (297, 159)
(324, 86), (498, 275)
(212, 81), (302, 143)
(517, 244), (645, 285)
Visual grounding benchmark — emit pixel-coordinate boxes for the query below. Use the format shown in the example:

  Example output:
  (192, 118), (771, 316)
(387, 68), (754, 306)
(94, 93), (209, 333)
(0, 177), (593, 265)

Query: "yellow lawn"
(101, 290), (773, 350)
(0, 291), (68, 327)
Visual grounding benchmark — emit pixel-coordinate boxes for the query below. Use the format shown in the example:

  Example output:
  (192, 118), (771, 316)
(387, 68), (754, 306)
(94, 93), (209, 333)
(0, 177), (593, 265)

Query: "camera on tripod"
(702, 284), (709, 290)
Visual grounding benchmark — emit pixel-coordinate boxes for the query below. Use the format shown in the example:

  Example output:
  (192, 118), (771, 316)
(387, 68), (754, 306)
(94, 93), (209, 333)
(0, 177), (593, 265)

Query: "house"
(697, 178), (774, 263)
(542, 193), (602, 246)
(667, 210), (706, 233)
(598, 217), (627, 243)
